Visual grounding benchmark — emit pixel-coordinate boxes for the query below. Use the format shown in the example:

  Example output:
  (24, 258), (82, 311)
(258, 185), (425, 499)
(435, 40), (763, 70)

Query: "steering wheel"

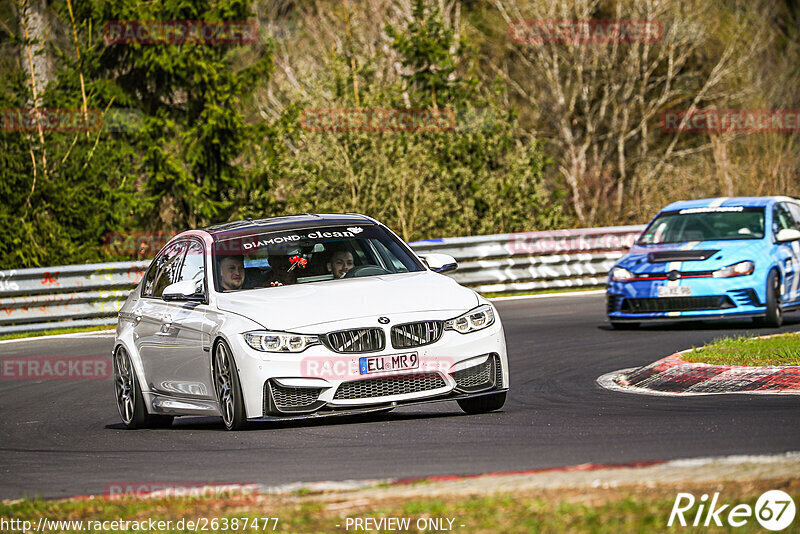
(343, 265), (392, 278)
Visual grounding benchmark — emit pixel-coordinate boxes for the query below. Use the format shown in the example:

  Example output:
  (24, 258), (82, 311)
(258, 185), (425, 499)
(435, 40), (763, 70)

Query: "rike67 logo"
(669, 490), (796, 531)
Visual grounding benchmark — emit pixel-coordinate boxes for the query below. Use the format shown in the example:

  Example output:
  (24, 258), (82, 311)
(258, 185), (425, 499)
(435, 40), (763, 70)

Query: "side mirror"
(776, 228), (800, 243)
(163, 280), (204, 301)
(420, 253), (458, 274)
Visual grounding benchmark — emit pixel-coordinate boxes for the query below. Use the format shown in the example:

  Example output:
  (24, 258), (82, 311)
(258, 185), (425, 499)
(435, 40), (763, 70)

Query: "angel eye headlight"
(444, 304), (495, 334)
(243, 331), (320, 353)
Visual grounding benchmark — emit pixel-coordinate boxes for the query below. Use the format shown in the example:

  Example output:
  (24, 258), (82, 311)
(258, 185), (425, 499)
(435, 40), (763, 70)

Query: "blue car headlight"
(610, 267), (636, 282)
(243, 331), (321, 352)
(712, 261), (755, 278)
(444, 304), (495, 334)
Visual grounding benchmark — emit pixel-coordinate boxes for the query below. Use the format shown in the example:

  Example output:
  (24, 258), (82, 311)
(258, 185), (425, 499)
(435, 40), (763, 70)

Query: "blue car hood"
(618, 240), (765, 273)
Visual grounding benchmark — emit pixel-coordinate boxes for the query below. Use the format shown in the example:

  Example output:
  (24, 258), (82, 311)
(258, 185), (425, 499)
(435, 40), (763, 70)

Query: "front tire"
(213, 340), (247, 430)
(457, 392), (506, 414)
(756, 270), (783, 328)
(113, 346), (173, 429)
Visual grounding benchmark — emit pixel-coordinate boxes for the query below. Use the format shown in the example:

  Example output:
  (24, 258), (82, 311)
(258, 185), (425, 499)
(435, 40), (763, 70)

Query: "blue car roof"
(660, 196), (793, 212)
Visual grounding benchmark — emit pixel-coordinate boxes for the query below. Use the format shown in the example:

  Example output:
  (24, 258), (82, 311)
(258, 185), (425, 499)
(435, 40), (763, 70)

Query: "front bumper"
(606, 276), (766, 321)
(226, 319), (508, 419)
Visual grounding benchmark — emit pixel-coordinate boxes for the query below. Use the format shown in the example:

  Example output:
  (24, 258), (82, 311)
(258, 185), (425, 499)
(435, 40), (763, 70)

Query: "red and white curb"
(599, 347), (800, 397)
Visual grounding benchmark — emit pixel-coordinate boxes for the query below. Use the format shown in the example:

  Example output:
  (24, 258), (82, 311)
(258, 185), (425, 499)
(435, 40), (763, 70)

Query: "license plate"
(359, 353), (418, 375)
(658, 286), (691, 297)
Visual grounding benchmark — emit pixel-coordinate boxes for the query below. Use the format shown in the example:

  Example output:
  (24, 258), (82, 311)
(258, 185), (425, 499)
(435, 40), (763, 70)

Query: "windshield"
(212, 224), (424, 292)
(637, 207), (765, 245)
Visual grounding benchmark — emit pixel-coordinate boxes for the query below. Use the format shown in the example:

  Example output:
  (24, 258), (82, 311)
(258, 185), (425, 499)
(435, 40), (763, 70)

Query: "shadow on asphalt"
(596, 315), (800, 332)
(103, 408), (478, 432)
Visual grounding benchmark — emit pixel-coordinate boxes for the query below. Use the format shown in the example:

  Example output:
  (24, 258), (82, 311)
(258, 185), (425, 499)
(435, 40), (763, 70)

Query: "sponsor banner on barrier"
(1, 356), (111, 380)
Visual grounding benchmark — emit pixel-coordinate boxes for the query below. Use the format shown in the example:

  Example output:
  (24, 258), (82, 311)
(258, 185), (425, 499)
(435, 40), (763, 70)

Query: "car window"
(773, 203), (795, 235)
(177, 240), (206, 296)
(147, 241), (187, 298)
(786, 203), (800, 231)
(212, 225), (424, 290)
(638, 207), (765, 244)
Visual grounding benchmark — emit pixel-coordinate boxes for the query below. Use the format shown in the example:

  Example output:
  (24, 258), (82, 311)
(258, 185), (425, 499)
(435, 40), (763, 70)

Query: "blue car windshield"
(637, 207), (765, 245)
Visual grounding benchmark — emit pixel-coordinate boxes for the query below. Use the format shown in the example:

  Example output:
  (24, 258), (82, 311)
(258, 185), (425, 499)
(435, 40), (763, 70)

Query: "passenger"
(327, 247), (354, 279)
(218, 254), (245, 291)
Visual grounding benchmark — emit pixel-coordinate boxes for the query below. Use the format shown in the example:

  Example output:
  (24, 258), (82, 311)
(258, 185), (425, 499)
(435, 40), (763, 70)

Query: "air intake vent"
(391, 321), (444, 348)
(621, 296), (735, 313)
(648, 250), (718, 263)
(264, 381), (324, 415)
(452, 354), (501, 393)
(333, 373), (446, 400)
(324, 328), (385, 353)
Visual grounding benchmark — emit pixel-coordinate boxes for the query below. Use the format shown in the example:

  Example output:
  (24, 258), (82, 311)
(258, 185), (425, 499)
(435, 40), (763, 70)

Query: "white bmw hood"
(214, 271), (480, 331)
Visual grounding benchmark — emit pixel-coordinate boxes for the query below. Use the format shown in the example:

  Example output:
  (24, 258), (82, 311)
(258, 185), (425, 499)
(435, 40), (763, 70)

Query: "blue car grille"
(620, 296), (736, 313)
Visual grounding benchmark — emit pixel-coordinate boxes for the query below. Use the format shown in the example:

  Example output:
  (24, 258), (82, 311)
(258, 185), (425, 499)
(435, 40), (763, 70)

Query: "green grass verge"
(683, 332), (800, 366)
(1, 482), (796, 533)
(0, 325), (114, 341)
(483, 286), (603, 299)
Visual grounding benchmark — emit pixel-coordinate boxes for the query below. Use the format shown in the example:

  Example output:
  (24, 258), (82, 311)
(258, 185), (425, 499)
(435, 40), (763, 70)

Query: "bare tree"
(490, 0), (764, 226)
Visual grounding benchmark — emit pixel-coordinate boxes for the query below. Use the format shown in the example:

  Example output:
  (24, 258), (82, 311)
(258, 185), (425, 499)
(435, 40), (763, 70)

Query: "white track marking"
(489, 289), (606, 301)
(0, 329), (115, 345)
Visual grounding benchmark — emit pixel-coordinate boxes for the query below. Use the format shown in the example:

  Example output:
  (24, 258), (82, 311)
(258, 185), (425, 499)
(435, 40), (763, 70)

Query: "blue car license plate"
(359, 353), (419, 375)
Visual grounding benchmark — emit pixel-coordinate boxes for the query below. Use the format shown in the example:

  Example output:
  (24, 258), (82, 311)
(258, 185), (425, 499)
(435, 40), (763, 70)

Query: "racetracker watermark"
(668, 490), (796, 530)
(509, 19), (663, 44)
(507, 229), (639, 255)
(1, 108), (143, 133)
(103, 20), (257, 45)
(300, 108), (456, 133)
(104, 232), (176, 257)
(1, 357), (111, 380)
(104, 482), (258, 501)
(661, 109), (800, 133)
(300, 356), (456, 381)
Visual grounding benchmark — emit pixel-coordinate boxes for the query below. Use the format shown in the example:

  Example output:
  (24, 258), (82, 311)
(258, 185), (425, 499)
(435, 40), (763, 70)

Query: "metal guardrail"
(0, 226), (644, 334)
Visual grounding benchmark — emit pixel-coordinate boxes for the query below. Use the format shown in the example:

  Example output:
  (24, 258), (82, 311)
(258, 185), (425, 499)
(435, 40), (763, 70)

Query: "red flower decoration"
(288, 255), (308, 270)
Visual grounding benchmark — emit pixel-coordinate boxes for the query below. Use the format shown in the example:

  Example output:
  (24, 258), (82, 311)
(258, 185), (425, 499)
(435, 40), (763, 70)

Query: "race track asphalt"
(1, 292), (799, 499)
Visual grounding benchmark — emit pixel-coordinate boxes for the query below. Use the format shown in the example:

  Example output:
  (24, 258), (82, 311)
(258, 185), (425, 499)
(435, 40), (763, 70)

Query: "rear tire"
(756, 270), (783, 328)
(457, 392), (506, 414)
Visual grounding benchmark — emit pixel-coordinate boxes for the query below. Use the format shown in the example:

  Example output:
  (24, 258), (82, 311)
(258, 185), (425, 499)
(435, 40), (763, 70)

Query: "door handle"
(158, 314), (173, 334)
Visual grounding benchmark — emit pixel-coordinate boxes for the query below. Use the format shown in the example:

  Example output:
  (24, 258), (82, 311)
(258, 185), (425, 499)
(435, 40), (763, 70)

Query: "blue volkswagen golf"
(607, 196), (800, 328)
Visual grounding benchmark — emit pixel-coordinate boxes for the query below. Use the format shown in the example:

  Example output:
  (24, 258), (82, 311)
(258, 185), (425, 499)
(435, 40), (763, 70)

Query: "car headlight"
(444, 304), (495, 334)
(712, 261), (754, 278)
(243, 331), (321, 352)
(610, 267), (636, 282)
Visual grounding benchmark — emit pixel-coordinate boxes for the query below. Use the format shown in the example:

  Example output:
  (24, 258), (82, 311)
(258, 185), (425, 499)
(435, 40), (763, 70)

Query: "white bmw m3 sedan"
(113, 214), (508, 430)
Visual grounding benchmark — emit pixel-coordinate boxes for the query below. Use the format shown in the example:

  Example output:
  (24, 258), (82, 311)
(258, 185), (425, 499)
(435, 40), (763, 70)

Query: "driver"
(218, 254), (245, 291)
(327, 247), (354, 279)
